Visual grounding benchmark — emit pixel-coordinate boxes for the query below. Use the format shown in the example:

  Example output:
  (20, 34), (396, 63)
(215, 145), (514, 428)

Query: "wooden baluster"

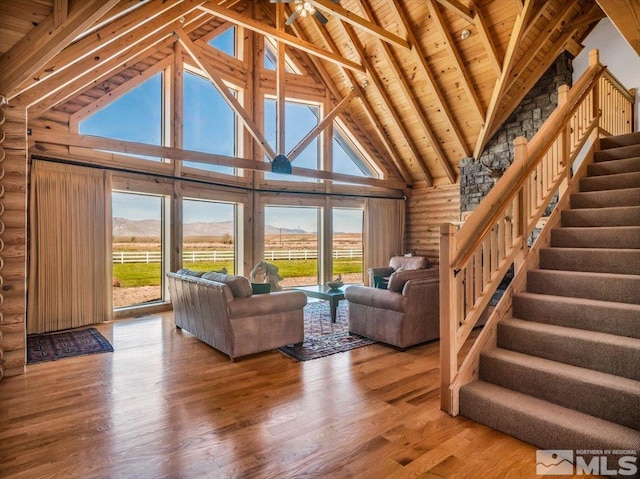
(440, 223), (458, 414)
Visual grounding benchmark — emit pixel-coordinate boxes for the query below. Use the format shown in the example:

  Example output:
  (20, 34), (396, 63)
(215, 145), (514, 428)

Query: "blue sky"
(86, 28), (365, 234)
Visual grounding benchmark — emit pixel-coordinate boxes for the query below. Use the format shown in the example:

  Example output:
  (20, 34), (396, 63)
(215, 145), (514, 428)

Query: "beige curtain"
(28, 161), (112, 334)
(363, 198), (405, 285)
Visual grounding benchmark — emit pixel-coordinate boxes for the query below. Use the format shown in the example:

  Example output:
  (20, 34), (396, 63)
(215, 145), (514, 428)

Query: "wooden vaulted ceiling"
(0, 0), (619, 187)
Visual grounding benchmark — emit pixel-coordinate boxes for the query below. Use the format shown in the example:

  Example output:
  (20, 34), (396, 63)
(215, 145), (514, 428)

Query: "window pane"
(112, 192), (164, 308)
(263, 206), (319, 287)
(80, 73), (162, 161)
(208, 27), (235, 57)
(264, 99), (320, 182)
(183, 71), (236, 175)
(182, 199), (236, 274)
(332, 209), (364, 284)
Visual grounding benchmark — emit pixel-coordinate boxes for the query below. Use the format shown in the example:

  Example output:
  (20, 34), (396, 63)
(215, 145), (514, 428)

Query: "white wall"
(573, 18), (640, 131)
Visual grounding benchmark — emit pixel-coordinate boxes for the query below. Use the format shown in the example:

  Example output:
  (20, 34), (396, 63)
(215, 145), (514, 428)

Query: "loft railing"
(439, 49), (636, 415)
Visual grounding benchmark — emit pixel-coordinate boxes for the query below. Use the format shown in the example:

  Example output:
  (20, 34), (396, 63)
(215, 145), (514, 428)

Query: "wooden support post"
(513, 137), (529, 272)
(557, 84), (570, 196)
(440, 223), (458, 415)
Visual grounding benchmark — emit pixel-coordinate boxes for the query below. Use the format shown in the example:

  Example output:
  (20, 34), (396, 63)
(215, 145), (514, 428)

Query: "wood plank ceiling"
(0, 0), (611, 187)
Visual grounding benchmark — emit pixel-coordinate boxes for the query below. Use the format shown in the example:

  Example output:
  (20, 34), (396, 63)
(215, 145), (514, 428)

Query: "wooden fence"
(113, 249), (363, 264)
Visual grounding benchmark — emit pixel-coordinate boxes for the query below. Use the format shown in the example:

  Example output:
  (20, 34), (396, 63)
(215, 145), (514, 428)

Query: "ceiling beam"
(473, 0), (535, 159)
(176, 29), (277, 161)
(390, 1), (472, 158)
(563, 4), (606, 31)
(53, 0), (68, 28)
(287, 89), (357, 162)
(198, 1), (365, 73)
(307, 0), (410, 49)
(473, 5), (502, 77)
(427, 0), (485, 123)
(288, 10), (412, 184)
(32, 128), (407, 190)
(14, 0), (192, 102)
(18, 6), (205, 113)
(504, 1), (575, 94)
(433, 0), (475, 24)
(0, 0), (119, 99)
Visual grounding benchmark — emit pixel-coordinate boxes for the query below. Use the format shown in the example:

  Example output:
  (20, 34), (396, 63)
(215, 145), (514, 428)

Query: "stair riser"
(580, 172), (640, 192)
(459, 384), (640, 453)
(539, 248), (640, 275)
(497, 322), (640, 381)
(551, 227), (640, 249)
(513, 294), (640, 339)
(480, 353), (640, 429)
(588, 157), (640, 176)
(527, 270), (640, 304)
(561, 207), (640, 227)
(571, 188), (640, 209)
(594, 144), (640, 162)
(600, 132), (640, 149)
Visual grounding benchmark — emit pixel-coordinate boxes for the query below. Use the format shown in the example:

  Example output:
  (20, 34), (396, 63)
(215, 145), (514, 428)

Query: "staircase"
(459, 132), (640, 451)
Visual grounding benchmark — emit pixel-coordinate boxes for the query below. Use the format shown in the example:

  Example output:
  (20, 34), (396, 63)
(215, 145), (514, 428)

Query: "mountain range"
(113, 218), (308, 238)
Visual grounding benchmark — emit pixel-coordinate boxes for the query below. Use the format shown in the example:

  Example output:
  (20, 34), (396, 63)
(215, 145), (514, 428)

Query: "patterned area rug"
(278, 300), (376, 361)
(27, 328), (114, 364)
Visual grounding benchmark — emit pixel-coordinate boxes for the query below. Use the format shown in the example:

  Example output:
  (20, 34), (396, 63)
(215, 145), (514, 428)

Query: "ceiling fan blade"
(285, 10), (300, 26)
(314, 10), (328, 25)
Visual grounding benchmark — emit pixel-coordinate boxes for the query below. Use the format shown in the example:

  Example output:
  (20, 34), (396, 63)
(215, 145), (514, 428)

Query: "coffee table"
(292, 285), (346, 323)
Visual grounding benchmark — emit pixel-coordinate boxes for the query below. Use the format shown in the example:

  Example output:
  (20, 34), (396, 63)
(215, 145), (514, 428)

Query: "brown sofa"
(167, 270), (307, 360)
(367, 255), (432, 287)
(346, 267), (440, 349)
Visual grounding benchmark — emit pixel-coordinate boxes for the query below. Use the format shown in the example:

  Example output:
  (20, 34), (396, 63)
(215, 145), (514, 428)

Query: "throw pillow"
(387, 268), (439, 292)
(176, 268), (205, 277)
(201, 271), (252, 298)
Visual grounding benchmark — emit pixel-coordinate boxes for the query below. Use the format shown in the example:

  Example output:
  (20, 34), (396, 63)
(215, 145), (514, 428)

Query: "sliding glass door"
(332, 208), (364, 284)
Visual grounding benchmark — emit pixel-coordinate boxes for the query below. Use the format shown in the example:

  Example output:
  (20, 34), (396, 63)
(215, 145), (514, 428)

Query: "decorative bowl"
(326, 281), (344, 290)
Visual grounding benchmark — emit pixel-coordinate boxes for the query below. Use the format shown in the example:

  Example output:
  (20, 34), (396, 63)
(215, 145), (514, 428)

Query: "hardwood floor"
(0, 312), (587, 478)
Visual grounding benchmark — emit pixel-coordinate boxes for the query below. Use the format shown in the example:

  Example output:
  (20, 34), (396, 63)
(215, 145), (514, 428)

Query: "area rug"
(27, 328), (114, 364)
(278, 300), (376, 361)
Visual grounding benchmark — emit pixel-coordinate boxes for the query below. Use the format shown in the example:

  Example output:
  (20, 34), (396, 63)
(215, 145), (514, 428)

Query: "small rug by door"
(278, 300), (376, 361)
(27, 327), (114, 364)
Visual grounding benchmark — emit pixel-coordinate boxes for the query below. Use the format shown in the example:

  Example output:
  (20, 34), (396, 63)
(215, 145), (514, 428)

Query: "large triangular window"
(332, 120), (378, 178)
(79, 72), (163, 161)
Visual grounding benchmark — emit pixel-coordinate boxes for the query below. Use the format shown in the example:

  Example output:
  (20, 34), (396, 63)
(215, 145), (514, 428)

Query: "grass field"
(113, 258), (363, 287)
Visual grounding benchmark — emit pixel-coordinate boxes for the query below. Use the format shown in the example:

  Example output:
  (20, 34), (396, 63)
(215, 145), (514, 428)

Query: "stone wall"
(460, 52), (574, 213)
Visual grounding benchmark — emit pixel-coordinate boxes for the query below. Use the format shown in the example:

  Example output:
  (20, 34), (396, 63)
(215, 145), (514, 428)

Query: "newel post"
(558, 84), (571, 197)
(514, 137), (529, 271)
(439, 223), (458, 414)
(589, 49), (601, 128)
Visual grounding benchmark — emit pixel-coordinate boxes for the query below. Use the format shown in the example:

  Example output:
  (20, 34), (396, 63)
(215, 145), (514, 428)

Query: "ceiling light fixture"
(294, 0), (316, 18)
(461, 29), (471, 40)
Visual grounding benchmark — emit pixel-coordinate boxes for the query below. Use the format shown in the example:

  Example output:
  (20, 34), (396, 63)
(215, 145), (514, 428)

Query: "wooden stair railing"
(439, 49), (636, 416)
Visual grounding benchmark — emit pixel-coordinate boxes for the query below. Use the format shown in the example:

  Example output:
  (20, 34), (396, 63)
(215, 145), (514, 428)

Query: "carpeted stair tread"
(600, 132), (640, 150)
(588, 156), (640, 176)
(594, 144), (640, 162)
(459, 381), (640, 451)
(497, 318), (640, 381)
(539, 247), (640, 275)
(513, 292), (640, 339)
(561, 205), (640, 227)
(579, 171), (640, 192)
(551, 226), (640, 248)
(479, 348), (640, 429)
(527, 269), (640, 304)
(571, 187), (640, 209)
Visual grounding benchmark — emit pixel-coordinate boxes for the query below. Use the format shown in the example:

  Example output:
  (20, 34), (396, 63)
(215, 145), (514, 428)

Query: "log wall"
(0, 100), (27, 379)
(405, 184), (460, 264)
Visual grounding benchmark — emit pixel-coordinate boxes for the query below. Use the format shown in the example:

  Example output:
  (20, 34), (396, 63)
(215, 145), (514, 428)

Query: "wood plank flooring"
(0, 312), (590, 478)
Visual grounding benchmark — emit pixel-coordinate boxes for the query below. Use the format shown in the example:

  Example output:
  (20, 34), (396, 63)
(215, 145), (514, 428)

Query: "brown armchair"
(346, 267), (440, 349)
(367, 255), (432, 288)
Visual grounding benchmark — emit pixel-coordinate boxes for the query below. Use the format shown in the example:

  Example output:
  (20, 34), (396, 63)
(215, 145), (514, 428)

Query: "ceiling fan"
(270, 0), (339, 26)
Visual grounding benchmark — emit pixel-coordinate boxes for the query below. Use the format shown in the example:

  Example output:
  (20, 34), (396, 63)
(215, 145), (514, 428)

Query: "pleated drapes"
(363, 198), (405, 286)
(28, 161), (112, 334)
